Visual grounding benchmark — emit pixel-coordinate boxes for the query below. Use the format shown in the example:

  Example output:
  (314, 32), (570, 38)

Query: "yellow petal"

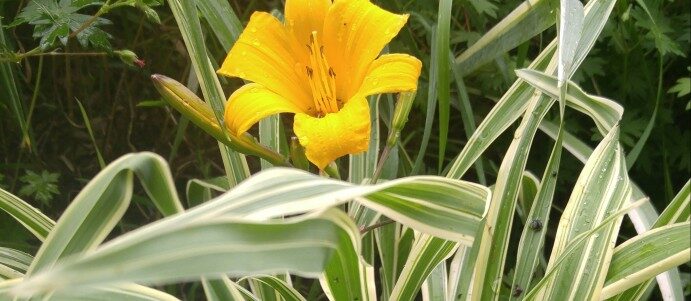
(285, 0), (331, 48)
(293, 97), (370, 169)
(218, 12), (312, 111)
(323, 0), (409, 100)
(358, 54), (422, 96)
(224, 83), (303, 135)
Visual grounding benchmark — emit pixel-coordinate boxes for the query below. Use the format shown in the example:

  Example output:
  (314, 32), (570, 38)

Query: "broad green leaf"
(26, 152), (185, 276)
(456, 0), (558, 75)
(12, 0), (112, 50)
(528, 126), (631, 300)
(601, 222), (691, 299)
(0, 188), (54, 241)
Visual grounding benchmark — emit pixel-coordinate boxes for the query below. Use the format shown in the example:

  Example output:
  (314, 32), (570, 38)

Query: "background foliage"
(0, 0), (689, 299)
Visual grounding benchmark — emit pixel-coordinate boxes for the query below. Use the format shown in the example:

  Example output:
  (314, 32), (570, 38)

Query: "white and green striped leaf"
(27, 152), (184, 276)
(389, 234), (457, 301)
(456, 0), (558, 75)
(528, 126), (631, 300)
(601, 222), (691, 299)
(0, 188), (54, 241)
(320, 210), (376, 301)
(242, 276), (306, 301)
(9, 209), (355, 297)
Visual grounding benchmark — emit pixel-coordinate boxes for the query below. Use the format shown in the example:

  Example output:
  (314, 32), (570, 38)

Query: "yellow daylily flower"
(218, 0), (422, 169)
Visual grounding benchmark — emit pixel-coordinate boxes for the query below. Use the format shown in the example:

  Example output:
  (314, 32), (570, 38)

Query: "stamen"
(305, 31), (339, 115)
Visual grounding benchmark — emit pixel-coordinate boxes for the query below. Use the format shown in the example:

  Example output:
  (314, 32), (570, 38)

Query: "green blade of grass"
(0, 16), (31, 149)
(196, 0), (243, 49)
(411, 30), (438, 175)
(75, 99), (106, 169)
(436, 0), (452, 172)
(451, 55), (486, 185)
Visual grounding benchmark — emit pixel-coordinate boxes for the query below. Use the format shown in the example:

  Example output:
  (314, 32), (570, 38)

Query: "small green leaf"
(18, 170), (60, 206)
(668, 77), (690, 98)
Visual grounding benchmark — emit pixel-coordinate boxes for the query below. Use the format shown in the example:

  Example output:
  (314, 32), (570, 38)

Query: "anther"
(306, 66), (313, 78)
(306, 44), (312, 54)
(329, 67), (336, 78)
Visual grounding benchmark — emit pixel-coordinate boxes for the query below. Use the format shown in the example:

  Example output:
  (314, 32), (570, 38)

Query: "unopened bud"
(114, 50), (144, 68)
(150, 74), (290, 166)
(387, 91), (416, 147)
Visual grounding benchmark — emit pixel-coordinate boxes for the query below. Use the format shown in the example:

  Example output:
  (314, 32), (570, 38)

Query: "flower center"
(305, 31), (340, 117)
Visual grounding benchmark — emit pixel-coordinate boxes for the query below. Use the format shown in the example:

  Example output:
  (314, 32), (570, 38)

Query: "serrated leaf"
(15, 0), (112, 50)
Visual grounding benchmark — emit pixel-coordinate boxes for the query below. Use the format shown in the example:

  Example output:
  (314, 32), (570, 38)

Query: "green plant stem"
(23, 56), (42, 153)
(360, 218), (395, 234)
(370, 145), (392, 184)
(67, 0), (114, 39)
